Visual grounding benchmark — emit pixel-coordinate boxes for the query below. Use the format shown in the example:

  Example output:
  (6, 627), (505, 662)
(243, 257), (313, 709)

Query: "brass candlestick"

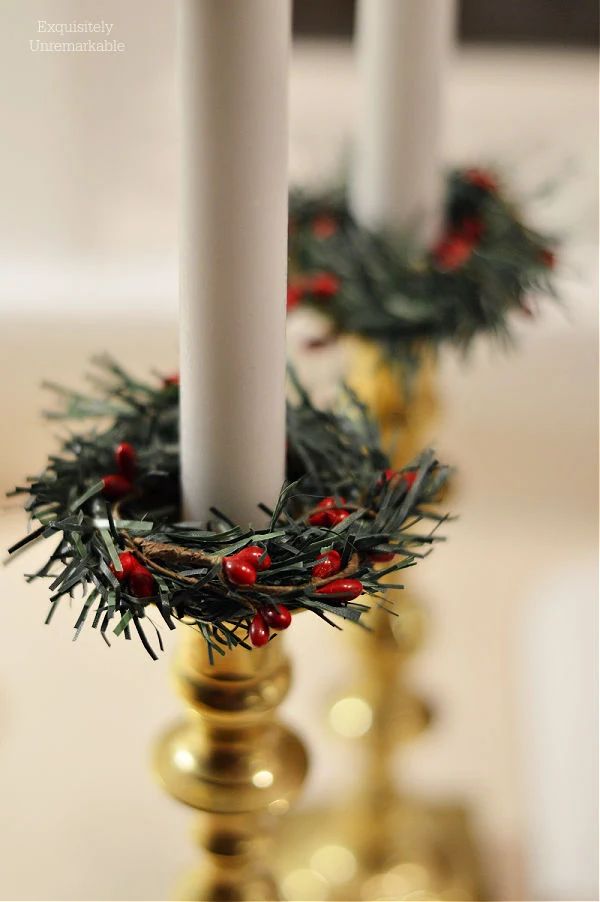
(155, 629), (308, 901)
(274, 339), (483, 901)
(344, 337), (439, 461)
(330, 336), (437, 788)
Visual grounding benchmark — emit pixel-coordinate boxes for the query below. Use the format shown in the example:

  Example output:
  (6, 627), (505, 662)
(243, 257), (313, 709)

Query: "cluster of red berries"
(311, 537), (394, 573)
(287, 271), (341, 311)
(308, 496), (350, 528)
(248, 604), (292, 647)
(539, 248), (556, 269)
(433, 168), (498, 272)
(221, 541), (369, 647)
(433, 215), (489, 271)
(101, 442), (137, 501)
(221, 547), (291, 647)
(433, 233), (477, 271)
(308, 469), (416, 529)
(312, 214), (338, 239)
(109, 551), (156, 598)
(464, 168), (499, 193)
(247, 553), (365, 647)
(222, 544), (273, 586)
(288, 214), (338, 241)
(311, 548), (342, 578)
(311, 549), (363, 601)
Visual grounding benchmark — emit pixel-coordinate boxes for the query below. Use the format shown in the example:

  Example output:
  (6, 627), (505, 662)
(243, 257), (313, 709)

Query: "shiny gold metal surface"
(330, 597), (432, 780)
(343, 337), (439, 462)
(340, 337), (439, 790)
(275, 800), (482, 901)
(155, 631), (308, 900)
(274, 340), (483, 900)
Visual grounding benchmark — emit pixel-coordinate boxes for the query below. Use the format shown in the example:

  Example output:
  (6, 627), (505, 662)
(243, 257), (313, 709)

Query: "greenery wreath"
(288, 167), (557, 367)
(9, 358), (450, 659)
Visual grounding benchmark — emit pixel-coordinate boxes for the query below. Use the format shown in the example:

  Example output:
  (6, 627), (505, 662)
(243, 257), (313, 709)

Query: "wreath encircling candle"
(288, 168), (558, 365)
(9, 358), (450, 659)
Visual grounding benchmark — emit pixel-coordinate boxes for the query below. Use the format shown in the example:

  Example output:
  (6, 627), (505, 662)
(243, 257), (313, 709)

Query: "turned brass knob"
(155, 633), (308, 900)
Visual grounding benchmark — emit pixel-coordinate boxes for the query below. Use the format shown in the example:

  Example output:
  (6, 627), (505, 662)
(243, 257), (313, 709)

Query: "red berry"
(109, 551), (139, 582)
(312, 215), (337, 239)
(115, 442), (137, 480)
(262, 604), (292, 630)
(223, 557), (257, 586)
(308, 272), (341, 298)
(312, 549), (342, 579)
(317, 496), (346, 509)
(101, 474), (133, 501)
(236, 545), (272, 571)
(163, 373), (180, 387)
(249, 612), (270, 647)
(433, 234), (474, 271)
(287, 282), (304, 311)
(539, 248), (556, 269)
(402, 471), (417, 490)
(129, 565), (156, 598)
(369, 550), (395, 563)
(328, 509), (350, 525)
(379, 469), (417, 493)
(308, 507), (349, 527)
(316, 578), (363, 602)
(457, 216), (485, 243)
(464, 168), (498, 193)
(308, 509), (335, 527)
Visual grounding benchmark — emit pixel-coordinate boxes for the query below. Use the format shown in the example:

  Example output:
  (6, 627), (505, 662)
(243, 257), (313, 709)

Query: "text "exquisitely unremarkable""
(30, 20), (125, 53)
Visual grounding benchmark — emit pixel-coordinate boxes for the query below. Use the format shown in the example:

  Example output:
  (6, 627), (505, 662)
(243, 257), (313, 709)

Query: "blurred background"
(293, 0), (600, 44)
(0, 1), (597, 900)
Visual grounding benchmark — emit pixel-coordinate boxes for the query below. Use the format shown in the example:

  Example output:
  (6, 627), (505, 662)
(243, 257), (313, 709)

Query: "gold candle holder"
(274, 338), (483, 901)
(330, 335), (438, 825)
(155, 629), (308, 901)
(344, 337), (439, 461)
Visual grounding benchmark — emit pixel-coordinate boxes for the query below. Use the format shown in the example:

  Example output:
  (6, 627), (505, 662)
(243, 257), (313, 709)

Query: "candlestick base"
(273, 795), (483, 901)
(272, 598), (483, 901)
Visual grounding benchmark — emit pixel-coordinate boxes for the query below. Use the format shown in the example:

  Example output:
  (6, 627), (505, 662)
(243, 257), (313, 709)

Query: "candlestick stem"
(155, 631), (307, 900)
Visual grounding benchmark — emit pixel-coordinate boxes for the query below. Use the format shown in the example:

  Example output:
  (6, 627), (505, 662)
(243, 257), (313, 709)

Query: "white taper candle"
(350, 0), (455, 243)
(178, 0), (290, 525)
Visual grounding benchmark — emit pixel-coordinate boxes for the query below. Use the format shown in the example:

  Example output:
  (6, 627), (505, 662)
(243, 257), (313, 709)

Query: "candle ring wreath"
(8, 359), (450, 660)
(287, 167), (558, 369)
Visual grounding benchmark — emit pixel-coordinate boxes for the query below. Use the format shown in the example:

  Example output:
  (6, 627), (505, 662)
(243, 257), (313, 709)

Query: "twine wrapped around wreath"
(127, 533), (361, 596)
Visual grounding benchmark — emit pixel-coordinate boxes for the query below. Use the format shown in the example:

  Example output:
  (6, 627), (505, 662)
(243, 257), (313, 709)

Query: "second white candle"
(350, 0), (455, 243)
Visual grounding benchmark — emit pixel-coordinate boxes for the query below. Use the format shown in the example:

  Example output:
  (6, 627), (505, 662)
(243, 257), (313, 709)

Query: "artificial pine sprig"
(9, 357), (450, 659)
(288, 167), (558, 366)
